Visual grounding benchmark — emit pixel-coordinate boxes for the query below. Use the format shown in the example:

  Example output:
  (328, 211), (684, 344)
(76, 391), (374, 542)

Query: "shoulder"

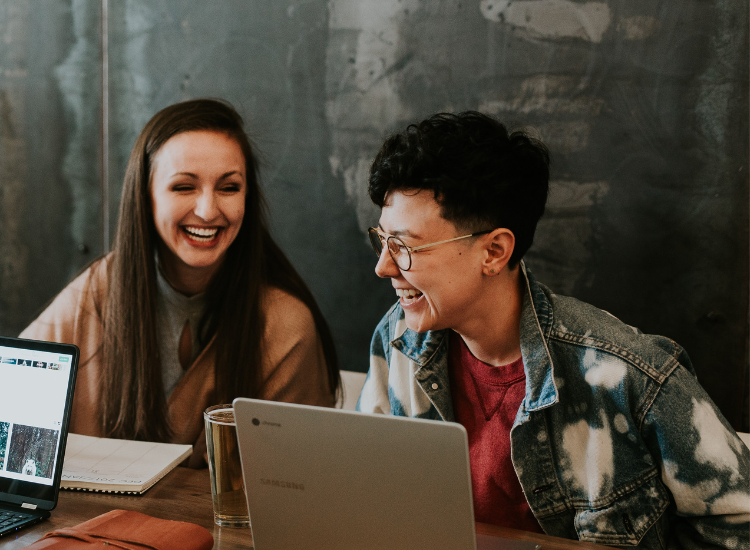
(54, 257), (109, 304)
(260, 286), (324, 367)
(63, 255), (110, 298)
(262, 286), (317, 339)
(549, 290), (684, 371)
(545, 288), (640, 340)
(256, 286), (333, 406)
(20, 256), (110, 341)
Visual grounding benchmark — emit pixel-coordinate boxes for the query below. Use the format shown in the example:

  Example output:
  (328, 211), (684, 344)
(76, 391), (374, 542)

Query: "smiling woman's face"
(150, 130), (247, 293)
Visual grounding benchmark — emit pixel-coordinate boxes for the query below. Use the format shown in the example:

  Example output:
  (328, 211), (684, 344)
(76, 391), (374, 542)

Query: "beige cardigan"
(20, 258), (334, 467)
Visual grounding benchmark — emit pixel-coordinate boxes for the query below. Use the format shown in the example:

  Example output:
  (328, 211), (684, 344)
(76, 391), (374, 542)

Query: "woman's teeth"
(183, 226), (219, 242)
(396, 288), (423, 304)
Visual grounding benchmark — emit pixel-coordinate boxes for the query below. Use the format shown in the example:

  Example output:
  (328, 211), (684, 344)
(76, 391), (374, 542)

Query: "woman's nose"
(194, 190), (219, 221)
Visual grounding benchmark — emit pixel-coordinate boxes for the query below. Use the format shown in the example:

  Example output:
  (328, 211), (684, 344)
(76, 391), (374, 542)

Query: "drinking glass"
(204, 404), (250, 528)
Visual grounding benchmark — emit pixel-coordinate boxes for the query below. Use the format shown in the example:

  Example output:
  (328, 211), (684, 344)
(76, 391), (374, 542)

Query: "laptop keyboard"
(0, 510), (40, 536)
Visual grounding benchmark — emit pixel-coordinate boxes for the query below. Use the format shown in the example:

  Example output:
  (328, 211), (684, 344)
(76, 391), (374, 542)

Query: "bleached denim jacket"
(358, 263), (750, 550)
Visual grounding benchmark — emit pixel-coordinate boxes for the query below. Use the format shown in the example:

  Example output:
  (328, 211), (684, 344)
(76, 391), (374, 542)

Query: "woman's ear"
(482, 228), (515, 276)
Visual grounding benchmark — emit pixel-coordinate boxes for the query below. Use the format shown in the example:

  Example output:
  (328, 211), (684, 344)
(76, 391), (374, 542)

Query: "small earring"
(490, 269), (495, 274)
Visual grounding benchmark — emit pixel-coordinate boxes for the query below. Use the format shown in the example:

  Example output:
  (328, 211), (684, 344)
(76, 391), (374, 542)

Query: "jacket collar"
(389, 322), (448, 367)
(390, 260), (559, 411)
(519, 262), (559, 411)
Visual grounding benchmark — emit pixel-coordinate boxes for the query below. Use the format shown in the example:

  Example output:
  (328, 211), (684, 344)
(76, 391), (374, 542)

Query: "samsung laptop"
(233, 398), (541, 550)
(0, 336), (79, 537)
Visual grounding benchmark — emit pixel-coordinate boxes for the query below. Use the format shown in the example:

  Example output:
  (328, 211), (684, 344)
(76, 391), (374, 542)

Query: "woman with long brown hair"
(22, 99), (339, 466)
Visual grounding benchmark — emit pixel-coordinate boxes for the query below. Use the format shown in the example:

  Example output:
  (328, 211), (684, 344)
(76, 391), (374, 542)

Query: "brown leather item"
(24, 509), (214, 550)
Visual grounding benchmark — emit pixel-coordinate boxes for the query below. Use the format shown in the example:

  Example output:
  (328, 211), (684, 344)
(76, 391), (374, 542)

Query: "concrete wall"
(1, 0), (747, 430)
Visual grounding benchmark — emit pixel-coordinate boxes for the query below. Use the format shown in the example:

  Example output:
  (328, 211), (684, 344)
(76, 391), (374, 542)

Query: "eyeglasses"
(368, 227), (494, 271)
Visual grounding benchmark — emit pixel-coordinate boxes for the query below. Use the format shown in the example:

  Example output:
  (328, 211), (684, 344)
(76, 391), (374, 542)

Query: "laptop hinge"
(21, 503), (37, 510)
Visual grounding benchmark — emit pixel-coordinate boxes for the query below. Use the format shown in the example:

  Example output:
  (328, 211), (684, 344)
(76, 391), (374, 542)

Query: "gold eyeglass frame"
(368, 227), (494, 271)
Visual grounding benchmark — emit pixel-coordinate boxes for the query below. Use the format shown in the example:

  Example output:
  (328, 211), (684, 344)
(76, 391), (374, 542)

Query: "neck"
(157, 245), (221, 296)
(454, 265), (525, 366)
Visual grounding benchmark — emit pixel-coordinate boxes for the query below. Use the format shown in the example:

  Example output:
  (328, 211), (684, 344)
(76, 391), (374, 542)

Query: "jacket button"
(432, 383), (438, 390)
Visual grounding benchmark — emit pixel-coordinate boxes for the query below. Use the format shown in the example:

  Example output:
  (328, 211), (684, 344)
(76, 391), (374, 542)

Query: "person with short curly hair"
(358, 111), (749, 549)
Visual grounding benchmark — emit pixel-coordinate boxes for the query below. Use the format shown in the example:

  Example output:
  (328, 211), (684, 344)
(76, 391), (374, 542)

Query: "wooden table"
(1, 468), (610, 550)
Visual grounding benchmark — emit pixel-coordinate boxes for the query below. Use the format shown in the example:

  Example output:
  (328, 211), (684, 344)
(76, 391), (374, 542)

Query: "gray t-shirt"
(155, 266), (207, 397)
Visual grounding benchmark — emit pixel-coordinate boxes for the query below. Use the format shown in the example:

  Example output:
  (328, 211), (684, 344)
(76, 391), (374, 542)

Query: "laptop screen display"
(0, 338), (78, 507)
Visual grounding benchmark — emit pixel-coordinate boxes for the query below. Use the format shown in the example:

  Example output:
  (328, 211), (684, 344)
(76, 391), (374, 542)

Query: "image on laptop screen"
(0, 338), (78, 506)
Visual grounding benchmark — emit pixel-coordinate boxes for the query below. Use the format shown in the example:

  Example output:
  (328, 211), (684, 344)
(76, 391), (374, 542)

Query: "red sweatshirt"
(448, 331), (543, 532)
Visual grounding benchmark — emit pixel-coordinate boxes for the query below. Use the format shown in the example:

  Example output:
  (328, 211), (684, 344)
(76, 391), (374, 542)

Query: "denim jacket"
(358, 263), (750, 550)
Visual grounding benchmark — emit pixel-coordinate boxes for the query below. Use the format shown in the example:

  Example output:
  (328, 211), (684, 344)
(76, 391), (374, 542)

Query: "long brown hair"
(100, 98), (339, 441)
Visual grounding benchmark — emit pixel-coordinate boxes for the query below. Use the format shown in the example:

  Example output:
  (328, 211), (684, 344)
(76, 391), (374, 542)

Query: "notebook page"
(62, 434), (191, 488)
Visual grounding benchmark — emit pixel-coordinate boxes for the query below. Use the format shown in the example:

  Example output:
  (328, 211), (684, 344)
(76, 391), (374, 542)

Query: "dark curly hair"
(368, 111), (550, 267)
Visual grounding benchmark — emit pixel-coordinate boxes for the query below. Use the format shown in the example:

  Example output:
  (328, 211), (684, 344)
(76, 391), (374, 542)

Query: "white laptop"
(233, 398), (541, 550)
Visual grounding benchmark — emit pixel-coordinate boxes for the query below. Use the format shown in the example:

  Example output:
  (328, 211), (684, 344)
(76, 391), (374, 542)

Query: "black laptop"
(0, 336), (78, 537)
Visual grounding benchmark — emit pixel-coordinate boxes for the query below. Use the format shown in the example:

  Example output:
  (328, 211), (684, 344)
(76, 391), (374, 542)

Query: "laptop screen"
(0, 337), (78, 508)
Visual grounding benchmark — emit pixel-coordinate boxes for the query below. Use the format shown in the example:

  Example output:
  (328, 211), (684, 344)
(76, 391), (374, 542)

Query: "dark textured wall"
(0, 0), (102, 331)
(1, 0), (747, 430)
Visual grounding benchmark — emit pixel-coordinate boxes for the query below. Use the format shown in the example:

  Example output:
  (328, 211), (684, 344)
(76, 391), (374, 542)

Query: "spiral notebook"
(61, 434), (192, 494)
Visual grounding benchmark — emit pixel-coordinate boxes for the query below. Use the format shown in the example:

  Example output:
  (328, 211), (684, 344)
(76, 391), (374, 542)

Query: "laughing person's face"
(374, 189), (490, 334)
(150, 130), (246, 294)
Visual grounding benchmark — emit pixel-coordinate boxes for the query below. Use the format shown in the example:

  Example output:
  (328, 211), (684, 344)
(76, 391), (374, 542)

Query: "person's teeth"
(185, 226), (218, 237)
(184, 227), (219, 241)
(396, 289), (422, 300)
